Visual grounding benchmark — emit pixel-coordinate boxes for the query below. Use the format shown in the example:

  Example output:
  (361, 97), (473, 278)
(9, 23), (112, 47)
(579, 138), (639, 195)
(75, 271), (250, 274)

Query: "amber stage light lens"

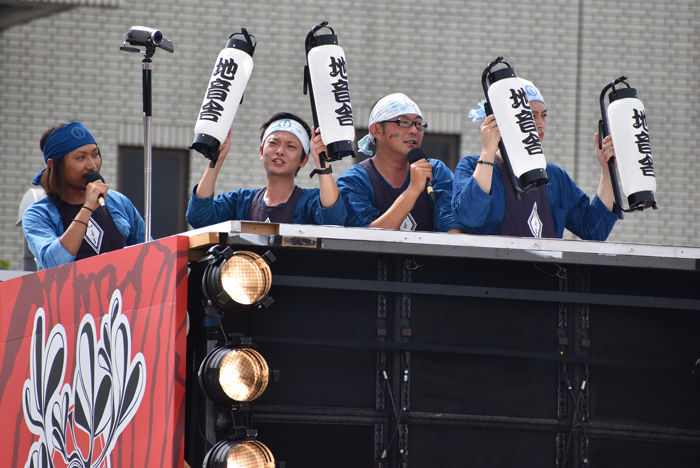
(218, 348), (269, 402)
(203, 438), (275, 468)
(220, 253), (271, 306)
(199, 346), (269, 406)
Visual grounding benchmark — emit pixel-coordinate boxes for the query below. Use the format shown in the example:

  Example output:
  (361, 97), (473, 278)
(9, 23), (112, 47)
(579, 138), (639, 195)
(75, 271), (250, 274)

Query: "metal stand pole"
(120, 27), (173, 242)
(142, 58), (153, 242)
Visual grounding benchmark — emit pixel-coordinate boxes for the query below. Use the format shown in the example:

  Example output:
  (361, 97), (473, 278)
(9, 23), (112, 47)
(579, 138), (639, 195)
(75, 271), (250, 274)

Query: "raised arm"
(472, 114), (501, 196)
(194, 131), (231, 199)
(309, 127), (340, 209)
(594, 133), (616, 212)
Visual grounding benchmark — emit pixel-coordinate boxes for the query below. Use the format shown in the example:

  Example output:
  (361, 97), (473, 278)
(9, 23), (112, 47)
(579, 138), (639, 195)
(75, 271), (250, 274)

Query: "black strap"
(309, 166), (333, 178)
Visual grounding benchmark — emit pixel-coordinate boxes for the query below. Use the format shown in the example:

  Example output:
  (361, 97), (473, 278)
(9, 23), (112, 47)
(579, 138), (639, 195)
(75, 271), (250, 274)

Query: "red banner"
(0, 236), (189, 468)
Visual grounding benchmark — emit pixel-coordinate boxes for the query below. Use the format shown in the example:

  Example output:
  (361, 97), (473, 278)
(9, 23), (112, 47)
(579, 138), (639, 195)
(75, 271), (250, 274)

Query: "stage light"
(202, 429), (275, 468)
(200, 246), (274, 315)
(481, 56), (549, 195)
(203, 439), (275, 468)
(199, 345), (269, 406)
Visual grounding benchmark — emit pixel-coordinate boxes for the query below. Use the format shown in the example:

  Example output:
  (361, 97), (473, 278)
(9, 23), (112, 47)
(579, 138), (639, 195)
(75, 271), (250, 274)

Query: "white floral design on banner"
(22, 289), (146, 468)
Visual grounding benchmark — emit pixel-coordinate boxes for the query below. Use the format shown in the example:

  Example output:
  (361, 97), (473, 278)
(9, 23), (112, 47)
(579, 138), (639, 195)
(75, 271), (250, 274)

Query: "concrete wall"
(1, 0), (698, 269)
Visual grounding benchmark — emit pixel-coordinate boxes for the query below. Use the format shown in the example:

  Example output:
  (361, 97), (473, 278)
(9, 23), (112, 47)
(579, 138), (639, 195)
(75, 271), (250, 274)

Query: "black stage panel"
(588, 437), (700, 467)
(254, 421), (374, 467)
(410, 353), (558, 418)
(587, 303), (700, 427)
(186, 230), (700, 467)
(409, 424), (555, 467)
(254, 342), (376, 409)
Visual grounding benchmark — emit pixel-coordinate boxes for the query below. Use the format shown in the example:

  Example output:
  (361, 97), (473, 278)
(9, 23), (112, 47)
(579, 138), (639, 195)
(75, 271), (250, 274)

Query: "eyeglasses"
(382, 118), (428, 130)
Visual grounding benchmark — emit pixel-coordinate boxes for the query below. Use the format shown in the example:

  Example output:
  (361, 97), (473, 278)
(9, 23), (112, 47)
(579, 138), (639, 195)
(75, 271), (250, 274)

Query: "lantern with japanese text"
(192, 29), (256, 167)
(599, 76), (657, 219)
(303, 21), (355, 163)
(482, 57), (548, 195)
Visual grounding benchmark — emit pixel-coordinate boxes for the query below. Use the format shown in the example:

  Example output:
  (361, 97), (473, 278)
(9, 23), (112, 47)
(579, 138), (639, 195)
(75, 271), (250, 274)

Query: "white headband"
(468, 78), (546, 124)
(520, 78), (545, 104)
(358, 93), (423, 156)
(261, 119), (311, 155)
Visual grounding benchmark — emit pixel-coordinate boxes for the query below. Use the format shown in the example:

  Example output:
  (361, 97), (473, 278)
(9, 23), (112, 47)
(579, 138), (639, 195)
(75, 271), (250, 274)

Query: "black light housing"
(202, 427), (275, 468)
(200, 245), (275, 316)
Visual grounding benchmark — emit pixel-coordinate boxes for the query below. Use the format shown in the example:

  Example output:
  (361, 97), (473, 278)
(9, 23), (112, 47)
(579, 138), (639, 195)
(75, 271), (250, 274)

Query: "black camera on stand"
(120, 26), (174, 57)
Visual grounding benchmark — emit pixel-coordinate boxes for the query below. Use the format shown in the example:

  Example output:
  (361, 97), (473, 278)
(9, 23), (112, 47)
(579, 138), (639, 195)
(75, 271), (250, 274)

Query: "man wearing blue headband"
(453, 79), (618, 240)
(22, 121), (146, 270)
(337, 93), (462, 232)
(187, 112), (346, 228)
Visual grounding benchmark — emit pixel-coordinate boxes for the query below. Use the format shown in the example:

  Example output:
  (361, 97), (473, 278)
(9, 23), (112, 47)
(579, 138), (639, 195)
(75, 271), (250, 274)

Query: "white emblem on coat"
(528, 202), (543, 238)
(265, 217), (271, 223)
(400, 213), (418, 231)
(84, 218), (104, 253)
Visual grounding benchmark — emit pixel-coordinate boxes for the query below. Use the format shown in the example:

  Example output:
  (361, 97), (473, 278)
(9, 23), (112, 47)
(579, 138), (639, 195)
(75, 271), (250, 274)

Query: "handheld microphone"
(407, 147), (435, 202)
(85, 173), (106, 207)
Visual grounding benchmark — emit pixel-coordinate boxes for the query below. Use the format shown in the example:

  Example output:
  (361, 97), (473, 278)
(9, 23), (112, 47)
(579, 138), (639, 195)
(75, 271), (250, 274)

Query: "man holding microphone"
(23, 121), (146, 270)
(337, 93), (462, 233)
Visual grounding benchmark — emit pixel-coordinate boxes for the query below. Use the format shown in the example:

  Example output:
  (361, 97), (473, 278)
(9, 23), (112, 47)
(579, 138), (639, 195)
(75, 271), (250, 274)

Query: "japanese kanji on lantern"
(599, 76), (658, 219)
(303, 21), (355, 164)
(481, 57), (549, 196)
(191, 29), (256, 167)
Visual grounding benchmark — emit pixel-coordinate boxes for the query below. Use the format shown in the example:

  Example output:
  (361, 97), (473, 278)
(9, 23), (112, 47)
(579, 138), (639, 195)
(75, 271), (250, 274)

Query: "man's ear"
(260, 145), (265, 161)
(46, 159), (54, 171)
(369, 122), (383, 139)
(298, 152), (309, 169)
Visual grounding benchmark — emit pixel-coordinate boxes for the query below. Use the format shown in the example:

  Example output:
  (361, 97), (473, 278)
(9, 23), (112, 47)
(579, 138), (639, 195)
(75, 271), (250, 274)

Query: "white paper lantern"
(488, 76), (548, 189)
(607, 88), (657, 211)
(192, 31), (255, 166)
(481, 59), (548, 194)
(304, 23), (355, 161)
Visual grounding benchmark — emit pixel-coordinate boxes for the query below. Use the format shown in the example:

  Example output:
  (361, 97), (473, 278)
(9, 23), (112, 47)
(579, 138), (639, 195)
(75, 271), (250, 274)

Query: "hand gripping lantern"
(482, 57), (549, 197)
(192, 29), (256, 168)
(598, 76), (658, 219)
(303, 21), (356, 167)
